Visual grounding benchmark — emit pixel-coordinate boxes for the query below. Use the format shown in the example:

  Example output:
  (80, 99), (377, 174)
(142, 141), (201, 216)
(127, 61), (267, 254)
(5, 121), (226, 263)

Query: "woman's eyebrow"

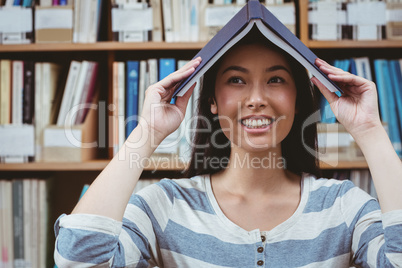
(222, 65), (249, 74)
(266, 65), (291, 74)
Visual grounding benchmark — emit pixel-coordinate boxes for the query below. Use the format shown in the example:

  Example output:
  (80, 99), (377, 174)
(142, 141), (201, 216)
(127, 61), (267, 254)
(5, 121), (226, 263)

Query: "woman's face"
(211, 43), (297, 153)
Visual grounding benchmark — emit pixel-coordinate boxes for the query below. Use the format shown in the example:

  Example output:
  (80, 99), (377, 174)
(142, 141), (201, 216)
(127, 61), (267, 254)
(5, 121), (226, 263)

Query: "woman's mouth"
(240, 118), (274, 129)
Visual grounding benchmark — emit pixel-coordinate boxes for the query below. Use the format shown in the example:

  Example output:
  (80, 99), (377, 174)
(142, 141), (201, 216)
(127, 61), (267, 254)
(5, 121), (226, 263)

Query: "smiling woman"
(54, 23), (402, 268)
(185, 28), (320, 178)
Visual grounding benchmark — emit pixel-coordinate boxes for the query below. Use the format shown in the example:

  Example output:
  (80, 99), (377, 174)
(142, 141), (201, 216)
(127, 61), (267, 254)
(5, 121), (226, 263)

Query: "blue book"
(79, 184), (90, 200)
(22, 0), (32, 7)
(13, 0), (22, 5)
(374, 59), (390, 125)
(387, 60), (402, 156)
(349, 58), (357, 75)
(159, 58), (176, 80)
(159, 58), (176, 104)
(389, 60), (402, 137)
(59, 0), (67, 5)
(172, 0), (342, 98)
(126, 61), (140, 139)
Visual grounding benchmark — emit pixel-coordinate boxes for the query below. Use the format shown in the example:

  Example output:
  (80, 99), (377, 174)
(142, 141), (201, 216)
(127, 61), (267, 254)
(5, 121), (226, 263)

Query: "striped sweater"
(54, 174), (402, 267)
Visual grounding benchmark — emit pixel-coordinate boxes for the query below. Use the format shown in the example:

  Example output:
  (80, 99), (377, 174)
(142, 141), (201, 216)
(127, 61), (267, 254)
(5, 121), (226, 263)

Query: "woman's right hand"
(137, 57), (202, 144)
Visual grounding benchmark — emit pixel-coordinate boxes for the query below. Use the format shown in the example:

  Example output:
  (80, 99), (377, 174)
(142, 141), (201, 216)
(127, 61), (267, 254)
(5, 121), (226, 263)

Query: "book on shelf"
(172, 0), (342, 99)
(0, 3), (34, 44)
(309, 0), (402, 41)
(0, 178), (51, 268)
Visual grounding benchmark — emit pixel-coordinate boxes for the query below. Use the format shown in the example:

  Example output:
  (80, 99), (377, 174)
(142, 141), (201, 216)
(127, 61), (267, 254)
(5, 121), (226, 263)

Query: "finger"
(175, 82), (196, 115)
(158, 66), (197, 90)
(316, 58), (346, 75)
(327, 72), (366, 88)
(311, 76), (339, 104)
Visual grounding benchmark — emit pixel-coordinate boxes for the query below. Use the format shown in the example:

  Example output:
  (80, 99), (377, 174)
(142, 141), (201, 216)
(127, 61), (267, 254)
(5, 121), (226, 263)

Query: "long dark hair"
(184, 27), (321, 178)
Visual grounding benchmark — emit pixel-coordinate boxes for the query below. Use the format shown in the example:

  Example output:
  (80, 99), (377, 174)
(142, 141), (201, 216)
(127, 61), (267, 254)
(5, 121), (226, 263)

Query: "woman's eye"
(228, 77), (244, 84)
(268, 76), (284, 84)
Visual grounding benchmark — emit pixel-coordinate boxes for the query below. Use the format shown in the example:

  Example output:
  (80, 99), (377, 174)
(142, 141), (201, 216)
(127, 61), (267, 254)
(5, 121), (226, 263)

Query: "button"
(257, 247), (264, 253)
(261, 235), (266, 242)
(257, 260), (264, 266)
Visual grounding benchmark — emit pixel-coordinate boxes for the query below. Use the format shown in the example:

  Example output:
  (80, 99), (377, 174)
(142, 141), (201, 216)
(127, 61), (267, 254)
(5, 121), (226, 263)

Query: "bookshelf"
(0, 0), (401, 266)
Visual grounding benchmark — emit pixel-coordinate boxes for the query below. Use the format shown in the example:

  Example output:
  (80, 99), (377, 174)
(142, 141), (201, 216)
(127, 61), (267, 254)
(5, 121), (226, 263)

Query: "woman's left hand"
(311, 58), (382, 137)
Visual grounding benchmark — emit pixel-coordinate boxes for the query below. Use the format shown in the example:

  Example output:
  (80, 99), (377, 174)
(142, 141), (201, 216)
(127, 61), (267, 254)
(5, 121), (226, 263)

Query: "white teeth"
(241, 118), (273, 128)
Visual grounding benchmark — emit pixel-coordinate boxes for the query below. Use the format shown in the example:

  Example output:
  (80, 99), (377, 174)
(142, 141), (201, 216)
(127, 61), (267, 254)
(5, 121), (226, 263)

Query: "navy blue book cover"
(172, 0), (342, 98)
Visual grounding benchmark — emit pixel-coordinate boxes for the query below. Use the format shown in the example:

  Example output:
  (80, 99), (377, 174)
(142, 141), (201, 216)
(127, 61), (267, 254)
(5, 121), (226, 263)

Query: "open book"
(172, 0), (342, 98)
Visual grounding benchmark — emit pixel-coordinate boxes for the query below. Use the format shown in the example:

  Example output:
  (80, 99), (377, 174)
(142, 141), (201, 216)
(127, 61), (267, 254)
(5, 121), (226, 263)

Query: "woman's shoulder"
(303, 173), (377, 212)
(135, 174), (210, 200)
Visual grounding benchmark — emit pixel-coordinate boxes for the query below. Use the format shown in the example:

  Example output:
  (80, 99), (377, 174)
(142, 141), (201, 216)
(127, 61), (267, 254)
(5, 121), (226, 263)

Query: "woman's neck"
(212, 146), (299, 196)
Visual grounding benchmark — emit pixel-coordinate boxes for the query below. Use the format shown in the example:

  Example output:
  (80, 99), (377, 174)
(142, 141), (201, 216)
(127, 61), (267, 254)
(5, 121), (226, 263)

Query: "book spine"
(158, 58), (176, 80)
(23, 61), (34, 124)
(22, 179), (31, 267)
(138, 60), (147, 117)
(0, 60), (12, 124)
(151, 0), (163, 42)
(12, 61), (24, 125)
(57, 61), (82, 126)
(125, 61), (139, 139)
(162, 0), (173, 42)
(387, 60), (402, 157)
(22, 0), (32, 7)
(117, 62), (125, 150)
(12, 179), (24, 267)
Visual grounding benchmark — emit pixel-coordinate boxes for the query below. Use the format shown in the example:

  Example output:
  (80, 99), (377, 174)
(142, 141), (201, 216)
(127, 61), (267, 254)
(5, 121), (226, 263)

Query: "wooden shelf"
(0, 159), (368, 171)
(307, 40), (402, 49)
(0, 41), (207, 52)
(0, 158), (189, 171)
(319, 160), (368, 169)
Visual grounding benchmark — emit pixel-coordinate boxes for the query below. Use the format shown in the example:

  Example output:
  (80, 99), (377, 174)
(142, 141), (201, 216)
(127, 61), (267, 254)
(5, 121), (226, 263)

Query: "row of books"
(318, 57), (402, 158)
(0, 178), (51, 268)
(0, 0), (103, 44)
(111, 58), (198, 161)
(308, 0), (402, 41)
(112, 0), (295, 42)
(0, 59), (99, 163)
(0, 0), (72, 6)
(330, 169), (378, 199)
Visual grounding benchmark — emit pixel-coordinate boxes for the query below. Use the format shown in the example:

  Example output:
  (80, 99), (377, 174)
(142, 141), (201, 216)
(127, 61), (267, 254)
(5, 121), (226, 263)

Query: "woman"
(54, 32), (402, 267)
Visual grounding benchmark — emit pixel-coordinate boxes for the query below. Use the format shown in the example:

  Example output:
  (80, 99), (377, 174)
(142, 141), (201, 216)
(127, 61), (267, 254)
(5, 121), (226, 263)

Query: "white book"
(5, 0), (14, 6)
(172, 0), (181, 41)
(88, 0), (100, 43)
(34, 63), (43, 161)
(162, 0), (173, 42)
(189, 0), (199, 41)
(23, 179), (32, 268)
(353, 57), (372, 81)
(73, 0), (81, 43)
(151, 0), (163, 42)
(38, 180), (48, 268)
(78, 0), (93, 42)
(30, 179), (39, 268)
(0, 181), (14, 268)
(117, 62), (125, 149)
(12, 60), (24, 125)
(69, 61), (90, 124)
(179, 0), (191, 41)
(0, 181), (4, 267)
(57, 61), (82, 126)
(138, 60), (147, 116)
(147, 58), (158, 86)
(40, 0), (52, 6)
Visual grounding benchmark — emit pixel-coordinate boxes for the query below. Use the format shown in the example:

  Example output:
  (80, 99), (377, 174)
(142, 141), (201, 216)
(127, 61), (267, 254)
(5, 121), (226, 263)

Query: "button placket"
(255, 241), (265, 267)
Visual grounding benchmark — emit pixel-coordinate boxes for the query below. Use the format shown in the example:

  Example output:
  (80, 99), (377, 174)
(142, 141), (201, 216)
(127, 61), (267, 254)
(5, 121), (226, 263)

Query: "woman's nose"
(245, 85), (268, 110)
